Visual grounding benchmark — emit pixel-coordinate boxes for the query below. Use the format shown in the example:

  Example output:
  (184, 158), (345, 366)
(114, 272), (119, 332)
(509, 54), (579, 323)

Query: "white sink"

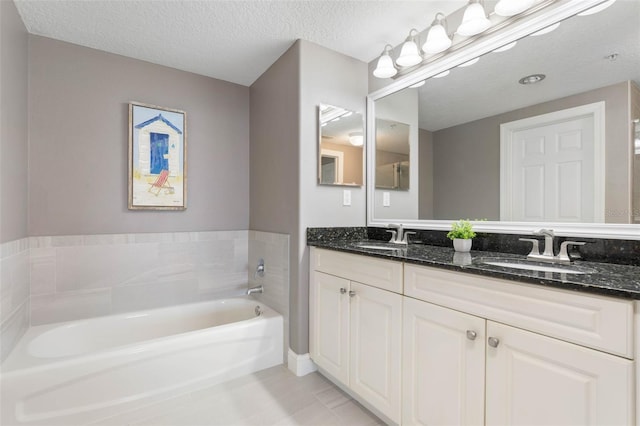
(356, 244), (405, 251)
(479, 260), (590, 275)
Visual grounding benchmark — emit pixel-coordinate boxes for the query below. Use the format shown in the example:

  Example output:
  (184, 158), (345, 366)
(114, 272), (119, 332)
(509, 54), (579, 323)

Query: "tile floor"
(91, 366), (386, 426)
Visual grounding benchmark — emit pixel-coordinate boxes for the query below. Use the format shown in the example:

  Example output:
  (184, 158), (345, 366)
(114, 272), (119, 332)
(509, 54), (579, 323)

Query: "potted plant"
(447, 219), (476, 253)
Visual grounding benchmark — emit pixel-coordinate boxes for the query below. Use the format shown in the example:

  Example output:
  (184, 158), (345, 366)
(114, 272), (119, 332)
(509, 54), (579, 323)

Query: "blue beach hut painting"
(128, 102), (187, 210)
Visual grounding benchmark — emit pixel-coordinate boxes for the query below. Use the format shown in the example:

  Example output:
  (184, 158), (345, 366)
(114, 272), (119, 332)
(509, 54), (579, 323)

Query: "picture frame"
(128, 102), (187, 210)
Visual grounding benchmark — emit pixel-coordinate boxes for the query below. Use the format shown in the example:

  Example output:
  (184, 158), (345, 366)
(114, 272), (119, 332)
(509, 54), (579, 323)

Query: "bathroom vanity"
(308, 241), (640, 426)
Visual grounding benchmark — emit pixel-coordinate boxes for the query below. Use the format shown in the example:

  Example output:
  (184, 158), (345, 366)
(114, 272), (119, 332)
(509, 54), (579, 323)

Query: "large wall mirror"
(367, 0), (640, 238)
(318, 104), (364, 186)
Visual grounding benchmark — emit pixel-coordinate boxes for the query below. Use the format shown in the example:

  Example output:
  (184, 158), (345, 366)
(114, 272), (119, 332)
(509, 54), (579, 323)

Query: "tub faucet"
(247, 285), (263, 295)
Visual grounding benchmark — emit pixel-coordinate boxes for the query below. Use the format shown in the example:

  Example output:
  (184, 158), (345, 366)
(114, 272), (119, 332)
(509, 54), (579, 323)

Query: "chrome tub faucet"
(247, 285), (263, 295)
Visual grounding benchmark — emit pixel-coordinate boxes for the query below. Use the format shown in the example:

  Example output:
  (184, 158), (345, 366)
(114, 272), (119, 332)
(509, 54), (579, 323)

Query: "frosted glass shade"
(457, 2), (491, 36)
(422, 24), (452, 55)
(373, 52), (397, 78)
(396, 39), (422, 67)
(349, 132), (364, 146)
(578, 0), (616, 16)
(495, 0), (535, 16)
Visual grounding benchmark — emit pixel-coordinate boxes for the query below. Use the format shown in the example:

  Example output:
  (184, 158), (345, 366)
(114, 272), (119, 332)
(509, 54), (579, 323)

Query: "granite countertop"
(308, 240), (640, 300)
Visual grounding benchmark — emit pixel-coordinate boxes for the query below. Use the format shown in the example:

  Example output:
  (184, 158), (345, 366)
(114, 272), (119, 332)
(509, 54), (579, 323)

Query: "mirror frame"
(367, 0), (640, 240)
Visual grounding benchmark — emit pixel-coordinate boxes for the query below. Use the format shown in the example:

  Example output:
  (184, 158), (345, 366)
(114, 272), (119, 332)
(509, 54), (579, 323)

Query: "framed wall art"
(128, 102), (187, 210)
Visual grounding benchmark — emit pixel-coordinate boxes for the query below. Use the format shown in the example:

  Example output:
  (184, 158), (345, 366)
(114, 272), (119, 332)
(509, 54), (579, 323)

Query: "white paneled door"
(500, 102), (605, 222)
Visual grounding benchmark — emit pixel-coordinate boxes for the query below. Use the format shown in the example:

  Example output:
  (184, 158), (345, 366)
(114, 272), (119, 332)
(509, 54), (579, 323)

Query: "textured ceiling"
(417, 0), (640, 131)
(14, 0), (466, 86)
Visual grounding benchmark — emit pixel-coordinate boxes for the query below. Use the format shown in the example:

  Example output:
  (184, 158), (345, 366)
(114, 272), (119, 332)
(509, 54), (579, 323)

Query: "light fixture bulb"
(578, 0), (616, 16)
(494, 0), (535, 17)
(348, 132), (364, 146)
(457, 1), (491, 36)
(530, 22), (560, 36)
(373, 45), (397, 78)
(422, 13), (452, 55)
(493, 41), (517, 52)
(396, 30), (422, 67)
(458, 57), (480, 67)
(433, 70), (450, 79)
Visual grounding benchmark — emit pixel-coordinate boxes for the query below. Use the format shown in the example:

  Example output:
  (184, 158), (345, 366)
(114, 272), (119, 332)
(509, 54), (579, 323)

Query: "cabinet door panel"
(349, 282), (402, 423)
(310, 271), (350, 384)
(403, 297), (485, 426)
(486, 321), (633, 426)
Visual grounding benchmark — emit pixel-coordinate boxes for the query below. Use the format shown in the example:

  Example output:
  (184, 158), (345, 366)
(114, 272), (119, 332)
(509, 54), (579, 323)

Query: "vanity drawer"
(404, 264), (634, 358)
(311, 248), (403, 294)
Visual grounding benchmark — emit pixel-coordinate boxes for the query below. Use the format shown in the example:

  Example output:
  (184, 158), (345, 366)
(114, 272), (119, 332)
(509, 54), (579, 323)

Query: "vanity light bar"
(373, 0), (616, 80)
(373, 0), (543, 79)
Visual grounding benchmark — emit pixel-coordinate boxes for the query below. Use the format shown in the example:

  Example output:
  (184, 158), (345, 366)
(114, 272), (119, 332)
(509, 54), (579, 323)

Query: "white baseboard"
(287, 349), (317, 377)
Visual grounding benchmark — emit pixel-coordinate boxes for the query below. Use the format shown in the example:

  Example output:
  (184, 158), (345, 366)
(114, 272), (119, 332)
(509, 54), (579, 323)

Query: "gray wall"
(432, 82), (633, 222)
(28, 36), (250, 236)
(418, 128), (434, 219)
(250, 39), (367, 356)
(298, 39), (368, 355)
(249, 42), (301, 352)
(1, 0), (29, 243)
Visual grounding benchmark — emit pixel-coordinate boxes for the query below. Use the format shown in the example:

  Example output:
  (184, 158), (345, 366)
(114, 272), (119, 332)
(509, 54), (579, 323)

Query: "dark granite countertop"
(308, 240), (640, 300)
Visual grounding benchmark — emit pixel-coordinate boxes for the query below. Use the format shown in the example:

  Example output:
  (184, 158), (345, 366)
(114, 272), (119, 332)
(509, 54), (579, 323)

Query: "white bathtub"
(0, 298), (283, 426)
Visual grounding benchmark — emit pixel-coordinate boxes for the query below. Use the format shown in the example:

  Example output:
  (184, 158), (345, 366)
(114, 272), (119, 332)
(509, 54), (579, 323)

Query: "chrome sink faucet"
(535, 228), (555, 258)
(519, 229), (586, 264)
(386, 224), (415, 245)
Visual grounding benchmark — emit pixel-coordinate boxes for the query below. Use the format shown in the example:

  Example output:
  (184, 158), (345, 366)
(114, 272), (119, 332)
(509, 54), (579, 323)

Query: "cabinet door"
(349, 282), (402, 424)
(486, 321), (634, 426)
(403, 297), (485, 426)
(309, 271), (350, 385)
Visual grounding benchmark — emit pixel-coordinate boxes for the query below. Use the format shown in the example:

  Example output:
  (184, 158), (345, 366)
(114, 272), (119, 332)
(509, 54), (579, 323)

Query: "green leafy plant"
(446, 219), (476, 240)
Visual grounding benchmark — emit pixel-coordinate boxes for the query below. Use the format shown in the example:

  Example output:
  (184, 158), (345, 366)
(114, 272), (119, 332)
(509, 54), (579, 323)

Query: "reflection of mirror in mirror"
(376, 119), (410, 190)
(371, 0), (640, 225)
(318, 104), (364, 186)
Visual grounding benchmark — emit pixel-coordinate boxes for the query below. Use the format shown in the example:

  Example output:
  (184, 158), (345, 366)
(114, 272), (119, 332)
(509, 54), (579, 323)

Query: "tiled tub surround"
(307, 227), (640, 299)
(29, 231), (250, 325)
(249, 230), (290, 361)
(1, 239), (30, 363)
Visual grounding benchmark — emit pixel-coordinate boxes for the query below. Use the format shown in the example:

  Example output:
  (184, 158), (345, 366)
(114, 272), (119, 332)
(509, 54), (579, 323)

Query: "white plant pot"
(453, 238), (472, 253)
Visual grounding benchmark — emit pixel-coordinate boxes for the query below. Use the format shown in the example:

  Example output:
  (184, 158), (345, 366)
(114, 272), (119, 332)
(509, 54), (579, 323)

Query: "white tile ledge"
(29, 230), (249, 248)
(1, 238), (30, 258)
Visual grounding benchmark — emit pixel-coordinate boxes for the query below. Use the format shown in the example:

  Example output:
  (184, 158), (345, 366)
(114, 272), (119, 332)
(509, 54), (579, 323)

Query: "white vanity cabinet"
(309, 248), (403, 423)
(402, 297), (486, 425)
(404, 263), (634, 426)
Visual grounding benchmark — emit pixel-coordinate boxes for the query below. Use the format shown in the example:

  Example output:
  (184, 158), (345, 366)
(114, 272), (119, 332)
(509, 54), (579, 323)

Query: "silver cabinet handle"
(466, 330), (477, 340)
(340, 288), (347, 294)
(348, 291), (356, 297)
(488, 337), (500, 348)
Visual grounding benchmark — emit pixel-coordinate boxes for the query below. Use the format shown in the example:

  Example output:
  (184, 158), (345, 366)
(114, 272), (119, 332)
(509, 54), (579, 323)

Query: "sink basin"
(476, 258), (594, 275)
(356, 243), (405, 251)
